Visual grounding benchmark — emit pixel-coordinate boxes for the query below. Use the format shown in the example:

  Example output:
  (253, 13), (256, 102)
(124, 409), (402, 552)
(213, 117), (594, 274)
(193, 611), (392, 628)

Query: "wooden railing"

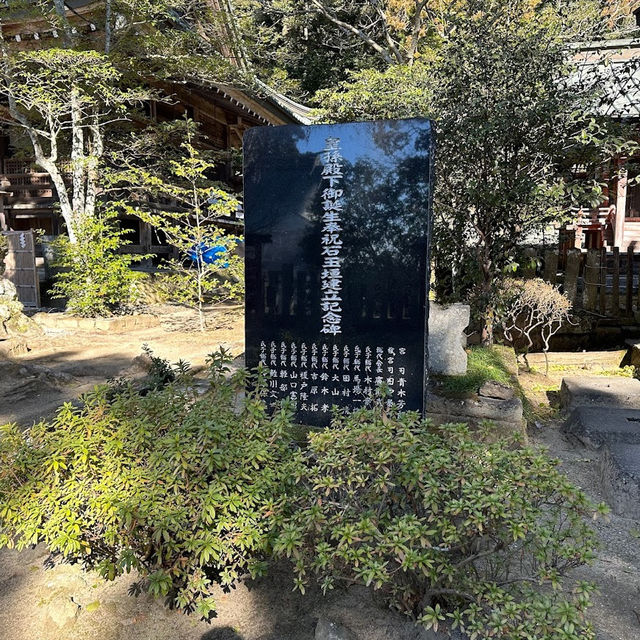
(0, 172), (55, 204)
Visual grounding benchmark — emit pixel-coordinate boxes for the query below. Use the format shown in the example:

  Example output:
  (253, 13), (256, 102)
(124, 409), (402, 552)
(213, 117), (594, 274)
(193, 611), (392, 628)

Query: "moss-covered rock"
(0, 277), (40, 338)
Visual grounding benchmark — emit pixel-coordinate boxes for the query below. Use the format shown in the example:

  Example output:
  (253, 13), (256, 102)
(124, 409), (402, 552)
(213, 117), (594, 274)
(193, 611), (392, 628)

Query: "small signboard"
(244, 119), (434, 426)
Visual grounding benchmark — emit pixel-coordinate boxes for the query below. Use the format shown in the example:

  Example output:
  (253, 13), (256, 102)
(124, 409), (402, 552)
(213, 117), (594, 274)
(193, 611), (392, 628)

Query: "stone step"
(560, 376), (640, 412)
(425, 391), (526, 442)
(563, 406), (640, 449)
(600, 443), (640, 518)
(525, 350), (627, 369)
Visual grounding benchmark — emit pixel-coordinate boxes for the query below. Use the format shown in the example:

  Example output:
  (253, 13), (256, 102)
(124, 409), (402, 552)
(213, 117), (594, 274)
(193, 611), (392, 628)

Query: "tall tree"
(0, 46), (145, 242)
(240, 0), (637, 341)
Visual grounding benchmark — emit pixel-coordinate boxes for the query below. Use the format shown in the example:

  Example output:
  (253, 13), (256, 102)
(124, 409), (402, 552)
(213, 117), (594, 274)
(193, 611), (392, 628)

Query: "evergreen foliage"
(275, 403), (607, 640)
(0, 352), (298, 621)
(0, 356), (606, 637)
(50, 208), (147, 316)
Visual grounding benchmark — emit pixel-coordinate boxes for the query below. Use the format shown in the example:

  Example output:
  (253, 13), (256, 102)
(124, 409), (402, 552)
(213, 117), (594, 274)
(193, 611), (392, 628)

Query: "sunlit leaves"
(0, 349), (298, 621)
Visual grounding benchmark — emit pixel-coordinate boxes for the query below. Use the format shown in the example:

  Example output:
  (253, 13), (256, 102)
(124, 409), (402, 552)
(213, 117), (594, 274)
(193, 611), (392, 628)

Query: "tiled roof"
(572, 39), (640, 119)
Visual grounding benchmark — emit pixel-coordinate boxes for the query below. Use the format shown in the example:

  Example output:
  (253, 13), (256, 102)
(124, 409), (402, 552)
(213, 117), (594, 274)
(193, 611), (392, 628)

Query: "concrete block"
(600, 443), (640, 518)
(560, 376), (640, 412)
(428, 302), (470, 376)
(562, 406), (640, 449)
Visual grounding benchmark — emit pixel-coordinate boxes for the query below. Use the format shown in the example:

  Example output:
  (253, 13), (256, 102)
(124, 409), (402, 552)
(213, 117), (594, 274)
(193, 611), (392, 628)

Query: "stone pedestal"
(428, 302), (470, 376)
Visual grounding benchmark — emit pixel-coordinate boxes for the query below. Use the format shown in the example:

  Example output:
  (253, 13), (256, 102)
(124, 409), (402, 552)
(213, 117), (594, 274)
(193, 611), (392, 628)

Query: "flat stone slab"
(33, 312), (160, 333)
(526, 350), (627, 370)
(600, 443), (640, 518)
(563, 406), (640, 449)
(560, 376), (640, 412)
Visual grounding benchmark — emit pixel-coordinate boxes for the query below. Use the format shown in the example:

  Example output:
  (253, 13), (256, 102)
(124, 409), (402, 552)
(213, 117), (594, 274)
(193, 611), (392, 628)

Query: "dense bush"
(0, 355), (606, 637)
(50, 209), (147, 317)
(0, 352), (298, 620)
(274, 404), (605, 640)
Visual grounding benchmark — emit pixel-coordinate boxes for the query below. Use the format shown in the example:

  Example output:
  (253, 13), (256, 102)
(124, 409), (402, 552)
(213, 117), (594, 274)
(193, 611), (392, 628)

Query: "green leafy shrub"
(0, 234), (7, 276)
(0, 353), (298, 620)
(50, 208), (147, 317)
(274, 405), (605, 640)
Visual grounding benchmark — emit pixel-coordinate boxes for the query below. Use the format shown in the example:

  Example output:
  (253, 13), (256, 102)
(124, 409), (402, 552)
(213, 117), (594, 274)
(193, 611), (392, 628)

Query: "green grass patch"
(437, 346), (515, 395)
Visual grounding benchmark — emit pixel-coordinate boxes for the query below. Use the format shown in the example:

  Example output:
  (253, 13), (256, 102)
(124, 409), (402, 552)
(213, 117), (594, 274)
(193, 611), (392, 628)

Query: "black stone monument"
(244, 118), (434, 426)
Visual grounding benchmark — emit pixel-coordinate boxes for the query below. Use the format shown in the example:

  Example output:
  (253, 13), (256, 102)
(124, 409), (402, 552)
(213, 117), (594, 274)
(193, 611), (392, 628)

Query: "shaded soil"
(1, 321), (640, 639)
(518, 361), (640, 640)
(0, 546), (439, 640)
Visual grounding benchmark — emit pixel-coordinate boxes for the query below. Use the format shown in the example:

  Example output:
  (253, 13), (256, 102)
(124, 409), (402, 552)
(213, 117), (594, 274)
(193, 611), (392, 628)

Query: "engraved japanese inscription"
(244, 119), (434, 426)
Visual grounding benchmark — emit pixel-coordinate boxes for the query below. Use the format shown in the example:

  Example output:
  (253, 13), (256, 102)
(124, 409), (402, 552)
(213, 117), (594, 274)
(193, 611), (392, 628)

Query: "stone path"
(560, 376), (640, 516)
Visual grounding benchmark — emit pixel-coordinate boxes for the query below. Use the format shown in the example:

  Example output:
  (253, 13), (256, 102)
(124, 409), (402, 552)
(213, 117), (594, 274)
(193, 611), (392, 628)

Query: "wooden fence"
(541, 247), (640, 318)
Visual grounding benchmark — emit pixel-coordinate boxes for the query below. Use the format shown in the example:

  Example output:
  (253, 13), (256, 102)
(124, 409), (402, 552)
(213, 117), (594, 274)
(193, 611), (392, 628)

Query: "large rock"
(600, 443), (640, 518)
(0, 277), (41, 339)
(428, 302), (470, 376)
(0, 278), (17, 298)
(626, 339), (640, 366)
(560, 376), (640, 412)
(563, 406), (640, 449)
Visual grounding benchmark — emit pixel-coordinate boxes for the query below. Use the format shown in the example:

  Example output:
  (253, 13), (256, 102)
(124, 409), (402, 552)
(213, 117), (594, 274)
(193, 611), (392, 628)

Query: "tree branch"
(308, 0), (395, 65)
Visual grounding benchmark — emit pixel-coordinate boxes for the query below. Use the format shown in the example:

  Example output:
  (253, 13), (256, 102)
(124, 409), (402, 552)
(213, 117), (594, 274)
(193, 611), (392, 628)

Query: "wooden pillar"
(564, 249), (581, 306)
(627, 246), (634, 315)
(615, 158), (628, 248)
(585, 249), (600, 311)
(600, 247), (607, 315)
(612, 246), (620, 316)
(543, 249), (558, 284)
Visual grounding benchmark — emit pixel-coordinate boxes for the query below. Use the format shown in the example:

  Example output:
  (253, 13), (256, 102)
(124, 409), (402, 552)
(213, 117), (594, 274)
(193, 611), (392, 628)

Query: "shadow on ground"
(201, 628), (244, 640)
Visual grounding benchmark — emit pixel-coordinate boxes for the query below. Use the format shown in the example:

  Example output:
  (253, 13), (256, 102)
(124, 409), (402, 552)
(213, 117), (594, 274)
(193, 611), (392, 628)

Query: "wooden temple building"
(0, 0), (310, 257)
(564, 36), (640, 254)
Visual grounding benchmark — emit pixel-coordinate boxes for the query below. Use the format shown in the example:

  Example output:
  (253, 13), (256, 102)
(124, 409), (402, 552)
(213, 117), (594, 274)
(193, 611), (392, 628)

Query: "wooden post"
(543, 249), (558, 284)
(564, 249), (581, 306)
(600, 247), (607, 315)
(585, 249), (600, 311)
(637, 247), (640, 313)
(3, 230), (40, 307)
(615, 158), (628, 248)
(612, 246), (620, 316)
(627, 246), (634, 315)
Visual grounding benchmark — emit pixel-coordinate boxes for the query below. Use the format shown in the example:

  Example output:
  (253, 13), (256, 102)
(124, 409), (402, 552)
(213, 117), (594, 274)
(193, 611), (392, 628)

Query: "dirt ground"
(0, 304), (245, 427)
(1, 312), (639, 640)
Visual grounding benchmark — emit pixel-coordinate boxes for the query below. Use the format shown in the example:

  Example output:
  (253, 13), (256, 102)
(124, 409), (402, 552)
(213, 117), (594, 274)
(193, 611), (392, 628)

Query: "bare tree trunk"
(51, 0), (74, 47)
(39, 158), (77, 241)
(70, 86), (86, 230)
(84, 113), (104, 221)
(105, 0), (113, 54)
